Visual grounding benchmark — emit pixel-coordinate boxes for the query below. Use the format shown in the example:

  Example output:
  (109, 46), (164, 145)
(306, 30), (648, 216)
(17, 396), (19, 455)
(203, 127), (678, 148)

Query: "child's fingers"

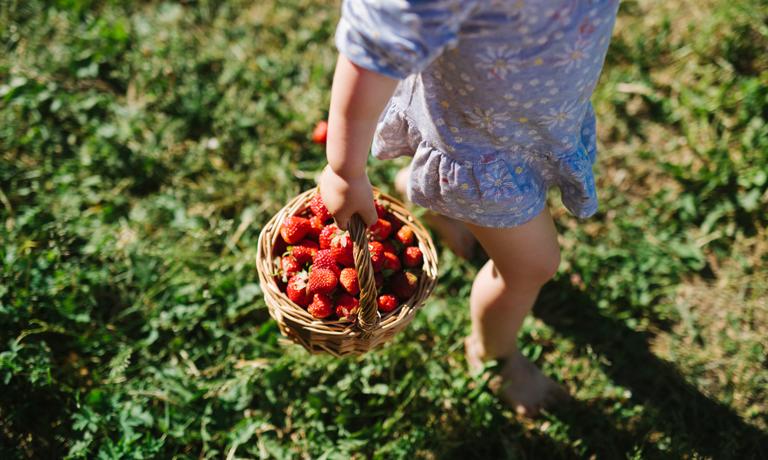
(333, 212), (350, 231)
(360, 204), (378, 227)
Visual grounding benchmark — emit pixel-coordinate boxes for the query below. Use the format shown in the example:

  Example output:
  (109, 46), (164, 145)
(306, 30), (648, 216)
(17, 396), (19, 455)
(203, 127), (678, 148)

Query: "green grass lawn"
(1, 0), (767, 458)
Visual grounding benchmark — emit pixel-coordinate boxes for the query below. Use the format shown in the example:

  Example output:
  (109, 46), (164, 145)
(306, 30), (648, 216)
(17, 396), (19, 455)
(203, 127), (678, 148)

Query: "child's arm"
(318, 54), (398, 230)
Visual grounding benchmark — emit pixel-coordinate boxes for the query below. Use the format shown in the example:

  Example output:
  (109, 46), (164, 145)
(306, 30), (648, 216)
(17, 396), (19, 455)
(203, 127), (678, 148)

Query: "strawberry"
(331, 232), (354, 267)
(312, 249), (340, 275)
(403, 246), (423, 268)
(374, 200), (388, 218)
(369, 218), (393, 241)
(339, 267), (360, 295)
(377, 294), (399, 313)
(383, 251), (401, 271)
(391, 271), (418, 300)
(281, 255), (301, 279)
(291, 239), (318, 265)
(319, 224), (340, 249)
(309, 193), (332, 222)
(286, 273), (311, 307)
(395, 225), (415, 246)
(308, 215), (324, 239)
(311, 120), (328, 144)
(368, 241), (385, 271)
(335, 293), (359, 320)
(308, 293), (333, 318)
(374, 272), (384, 290)
(280, 216), (311, 244)
(308, 267), (338, 295)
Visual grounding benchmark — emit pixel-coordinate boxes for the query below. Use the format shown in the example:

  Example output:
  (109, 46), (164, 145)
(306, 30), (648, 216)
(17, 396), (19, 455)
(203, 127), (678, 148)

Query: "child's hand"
(318, 165), (378, 230)
(319, 55), (398, 230)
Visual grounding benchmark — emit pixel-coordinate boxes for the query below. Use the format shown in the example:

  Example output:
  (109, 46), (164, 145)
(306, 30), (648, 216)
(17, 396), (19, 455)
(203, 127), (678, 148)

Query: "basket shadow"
(533, 278), (768, 459)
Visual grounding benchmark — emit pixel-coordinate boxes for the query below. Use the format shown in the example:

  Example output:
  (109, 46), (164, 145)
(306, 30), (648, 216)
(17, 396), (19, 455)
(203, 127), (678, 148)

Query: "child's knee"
(532, 248), (561, 284)
(496, 247), (560, 286)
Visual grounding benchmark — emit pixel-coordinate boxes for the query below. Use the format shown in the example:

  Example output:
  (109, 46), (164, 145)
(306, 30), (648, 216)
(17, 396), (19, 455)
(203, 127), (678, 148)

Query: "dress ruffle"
(372, 103), (599, 228)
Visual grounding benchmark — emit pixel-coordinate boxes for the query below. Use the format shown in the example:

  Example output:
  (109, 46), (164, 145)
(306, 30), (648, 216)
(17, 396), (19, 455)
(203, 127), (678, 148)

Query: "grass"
(1, 0), (766, 458)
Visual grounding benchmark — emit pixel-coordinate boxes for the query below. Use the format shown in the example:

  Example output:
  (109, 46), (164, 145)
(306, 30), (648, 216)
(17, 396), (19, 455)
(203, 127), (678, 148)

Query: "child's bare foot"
(395, 167), (477, 259)
(465, 336), (569, 417)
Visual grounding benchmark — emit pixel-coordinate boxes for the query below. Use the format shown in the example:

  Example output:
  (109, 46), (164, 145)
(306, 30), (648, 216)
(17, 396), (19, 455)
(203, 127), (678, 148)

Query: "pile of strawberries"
(274, 192), (423, 321)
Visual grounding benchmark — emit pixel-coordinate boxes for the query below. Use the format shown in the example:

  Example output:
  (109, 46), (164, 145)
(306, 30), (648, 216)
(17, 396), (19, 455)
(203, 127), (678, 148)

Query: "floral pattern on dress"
(476, 45), (523, 80)
(338, 0), (620, 227)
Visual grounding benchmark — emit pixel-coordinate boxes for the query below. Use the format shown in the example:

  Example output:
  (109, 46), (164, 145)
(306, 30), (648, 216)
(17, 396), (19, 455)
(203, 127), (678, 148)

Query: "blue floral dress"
(335, 0), (620, 227)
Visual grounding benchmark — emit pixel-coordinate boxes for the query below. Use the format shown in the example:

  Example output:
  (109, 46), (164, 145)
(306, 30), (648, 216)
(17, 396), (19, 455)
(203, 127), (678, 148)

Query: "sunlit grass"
(1, 0), (766, 458)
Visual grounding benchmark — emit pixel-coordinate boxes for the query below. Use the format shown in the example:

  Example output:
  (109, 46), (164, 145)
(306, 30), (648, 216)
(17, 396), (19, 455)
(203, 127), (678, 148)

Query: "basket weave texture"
(256, 187), (438, 357)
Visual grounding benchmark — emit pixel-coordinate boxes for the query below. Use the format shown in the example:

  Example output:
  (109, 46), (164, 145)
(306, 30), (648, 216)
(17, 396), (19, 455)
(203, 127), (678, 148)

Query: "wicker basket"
(256, 187), (438, 357)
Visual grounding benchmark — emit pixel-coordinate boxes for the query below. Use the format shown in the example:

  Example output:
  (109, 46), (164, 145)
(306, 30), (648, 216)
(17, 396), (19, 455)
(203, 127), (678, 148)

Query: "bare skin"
(318, 55), (397, 230)
(320, 53), (567, 417)
(464, 209), (570, 416)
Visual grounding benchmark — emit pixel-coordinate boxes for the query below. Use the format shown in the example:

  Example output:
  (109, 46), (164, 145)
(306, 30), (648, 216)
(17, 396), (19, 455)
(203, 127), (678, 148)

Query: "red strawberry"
(339, 268), (360, 295)
(312, 248), (339, 273)
(374, 272), (384, 290)
(291, 239), (318, 265)
(308, 267), (338, 294)
(280, 216), (311, 244)
(369, 218), (393, 241)
(335, 293), (359, 320)
(312, 249), (340, 274)
(286, 273), (311, 307)
(395, 226), (415, 246)
(309, 193), (332, 222)
(381, 240), (398, 254)
(391, 271), (418, 300)
(368, 241), (385, 271)
(377, 294), (399, 313)
(374, 200), (388, 218)
(311, 120), (328, 144)
(281, 255), (301, 279)
(319, 224), (340, 249)
(383, 251), (401, 271)
(403, 246), (423, 268)
(308, 293), (333, 318)
(331, 232), (354, 267)
(308, 215), (324, 239)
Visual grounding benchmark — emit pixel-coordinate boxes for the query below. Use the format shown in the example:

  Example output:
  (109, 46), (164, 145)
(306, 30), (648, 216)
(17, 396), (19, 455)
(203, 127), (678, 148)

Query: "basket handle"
(347, 214), (380, 332)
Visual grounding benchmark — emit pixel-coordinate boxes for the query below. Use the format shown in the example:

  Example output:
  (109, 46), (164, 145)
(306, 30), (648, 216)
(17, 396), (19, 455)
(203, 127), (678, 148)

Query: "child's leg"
(464, 208), (568, 416)
(465, 208), (559, 358)
(395, 166), (477, 259)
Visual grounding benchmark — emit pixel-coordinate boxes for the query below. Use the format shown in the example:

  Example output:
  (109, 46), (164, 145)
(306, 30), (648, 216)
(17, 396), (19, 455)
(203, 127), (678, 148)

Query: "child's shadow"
(532, 278), (768, 459)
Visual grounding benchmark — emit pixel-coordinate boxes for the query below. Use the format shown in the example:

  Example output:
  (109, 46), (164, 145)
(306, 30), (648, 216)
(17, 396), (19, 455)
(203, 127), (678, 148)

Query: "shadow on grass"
(436, 400), (669, 460)
(533, 278), (768, 459)
(434, 381), (673, 459)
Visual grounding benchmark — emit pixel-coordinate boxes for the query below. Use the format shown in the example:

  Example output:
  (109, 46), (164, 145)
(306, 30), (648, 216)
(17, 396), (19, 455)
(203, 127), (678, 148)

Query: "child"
(319, 0), (620, 416)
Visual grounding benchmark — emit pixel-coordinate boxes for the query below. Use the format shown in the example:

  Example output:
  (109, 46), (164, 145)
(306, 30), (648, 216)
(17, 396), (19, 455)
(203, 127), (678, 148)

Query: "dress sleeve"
(335, 0), (479, 80)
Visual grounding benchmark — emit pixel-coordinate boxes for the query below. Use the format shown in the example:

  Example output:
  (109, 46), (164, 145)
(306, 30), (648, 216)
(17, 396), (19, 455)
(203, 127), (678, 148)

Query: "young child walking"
(319, 0), (620, 416)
